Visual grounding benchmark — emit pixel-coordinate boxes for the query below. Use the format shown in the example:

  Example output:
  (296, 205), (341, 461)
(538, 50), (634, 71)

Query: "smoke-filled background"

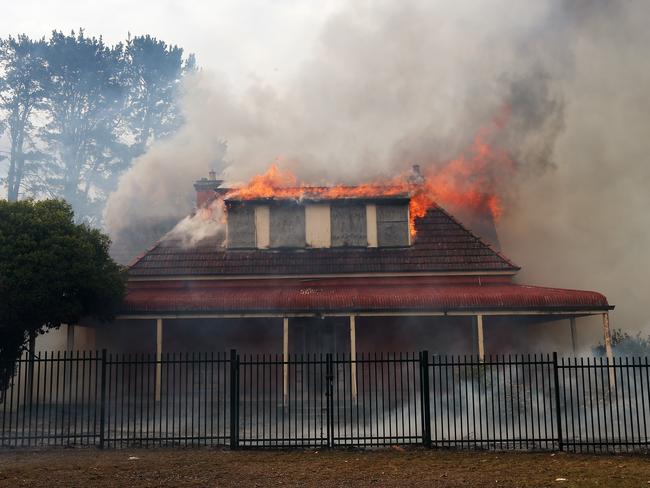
(3, 1), (649, 337)
(103, 0), (650, 337)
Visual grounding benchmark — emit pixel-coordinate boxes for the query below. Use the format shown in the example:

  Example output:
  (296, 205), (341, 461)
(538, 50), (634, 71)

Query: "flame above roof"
(224, 185), (412, 202)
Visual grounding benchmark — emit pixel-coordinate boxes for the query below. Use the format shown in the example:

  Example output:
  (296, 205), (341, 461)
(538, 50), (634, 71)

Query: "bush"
(593, 329), (650, 357)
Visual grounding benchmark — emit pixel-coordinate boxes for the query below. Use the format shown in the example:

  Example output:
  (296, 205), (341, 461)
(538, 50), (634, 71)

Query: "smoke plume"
(164, 199), (225, 248)
(104, 0), (650, 335)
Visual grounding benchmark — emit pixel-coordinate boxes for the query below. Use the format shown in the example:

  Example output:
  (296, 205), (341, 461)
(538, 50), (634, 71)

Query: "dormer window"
(226, 203), (256, 248)
(330, 203), (367, 247)
(269, 203), (306, 248)
(377, 204), (410, 247)
(225, 197), (410, 249)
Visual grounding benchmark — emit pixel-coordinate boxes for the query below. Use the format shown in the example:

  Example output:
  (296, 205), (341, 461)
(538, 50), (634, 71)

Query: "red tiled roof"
(128, 206), (518, 277)
(120, 276), (611, 315)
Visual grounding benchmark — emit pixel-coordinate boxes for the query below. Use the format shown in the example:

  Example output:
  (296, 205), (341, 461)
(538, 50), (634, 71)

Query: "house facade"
(62, 173), (614, 362)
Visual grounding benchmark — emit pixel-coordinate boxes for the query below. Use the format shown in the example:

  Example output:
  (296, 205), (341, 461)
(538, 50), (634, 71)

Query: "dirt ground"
(0, 447), (649, 487)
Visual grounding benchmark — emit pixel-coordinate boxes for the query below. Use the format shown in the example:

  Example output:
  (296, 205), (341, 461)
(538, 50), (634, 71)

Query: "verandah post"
(99, 349), (107, 449)
(602, 312), (616, 387)
(420, 350), (432, 447)
(229, 349), (239, 449)
(552, 352), (563, 451)
(569, 318), (578, 353)
(476, 315), (485, 362)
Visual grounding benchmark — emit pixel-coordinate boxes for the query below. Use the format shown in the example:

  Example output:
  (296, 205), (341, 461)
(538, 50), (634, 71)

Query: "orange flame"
(225, 114), (514, 238)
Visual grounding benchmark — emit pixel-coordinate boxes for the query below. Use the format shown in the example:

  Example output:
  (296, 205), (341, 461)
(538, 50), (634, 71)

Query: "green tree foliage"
(40, 30), (128, 224)
(0, 199), (126, 394)
(125, 35), (196, 157)
(0, 35), (49, 202)
(0, 31), (196, 224)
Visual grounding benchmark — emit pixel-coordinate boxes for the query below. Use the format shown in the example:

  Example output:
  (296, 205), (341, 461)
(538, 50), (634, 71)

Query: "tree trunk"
(6, 105), (29, 202)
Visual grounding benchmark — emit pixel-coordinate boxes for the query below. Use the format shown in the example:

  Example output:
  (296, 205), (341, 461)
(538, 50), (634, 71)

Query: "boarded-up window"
(377, 204), (409, 247)
(227, 204), (256, 248)
(331, 204), (367, 247)
(269, 203), (306, 248)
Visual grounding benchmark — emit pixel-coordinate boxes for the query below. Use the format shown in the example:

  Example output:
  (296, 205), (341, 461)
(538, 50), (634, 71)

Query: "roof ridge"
(432, 204), (520, 271)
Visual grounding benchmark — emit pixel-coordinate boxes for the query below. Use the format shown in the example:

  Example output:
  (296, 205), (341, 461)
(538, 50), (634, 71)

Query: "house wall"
(356, 316), (474, 354)
(482, 315), (603, 355)
(288, 317), (349, 354)
(83, 316), (474, 355)
(162, 318), (282, 354)
(33, 314), (605, 356)
(34, 326), (67, 351)
(34, 324), (97, 352)
(96, 319), (156, 354)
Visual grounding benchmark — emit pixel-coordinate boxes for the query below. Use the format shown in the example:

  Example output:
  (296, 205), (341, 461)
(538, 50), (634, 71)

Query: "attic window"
(225, 198), (411, 250)
(226, 204), (256, 248)
(330, 204), (367, 247)
(376, 204), (409, 247)
(269, 203), (306, 248)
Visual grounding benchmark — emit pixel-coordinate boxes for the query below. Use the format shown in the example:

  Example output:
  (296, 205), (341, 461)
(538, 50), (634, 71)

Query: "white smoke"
(105, 0), (570, 242)
(104, 0), (650, 336)
(163, 198), (225, 248)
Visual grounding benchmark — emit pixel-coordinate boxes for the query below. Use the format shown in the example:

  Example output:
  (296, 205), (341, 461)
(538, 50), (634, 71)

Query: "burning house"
(65, 166), (614, 361)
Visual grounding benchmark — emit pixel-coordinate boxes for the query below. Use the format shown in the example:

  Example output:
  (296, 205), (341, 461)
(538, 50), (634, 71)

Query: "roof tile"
(128, 206), (519, 277)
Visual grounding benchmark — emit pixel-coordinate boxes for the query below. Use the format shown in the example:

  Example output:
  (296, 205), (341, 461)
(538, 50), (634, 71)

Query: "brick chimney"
(193, 171), (224, 208)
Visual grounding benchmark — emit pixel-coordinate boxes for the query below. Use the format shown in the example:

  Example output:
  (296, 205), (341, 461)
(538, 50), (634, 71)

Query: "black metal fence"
(1, 351), (649, 452)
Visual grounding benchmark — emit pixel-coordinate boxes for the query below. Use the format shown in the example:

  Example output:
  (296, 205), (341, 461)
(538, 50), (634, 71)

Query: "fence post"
(325, 353), (334, 448)
(420, 351), (432, 448)
(552, 352), (563, 451)
(99, 349), (107, 449)
(229, 349), (239, 449)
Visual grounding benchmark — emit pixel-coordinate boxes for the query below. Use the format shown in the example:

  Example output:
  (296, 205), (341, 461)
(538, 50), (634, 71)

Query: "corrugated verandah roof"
(121, 276), (611, 315)
(128, 205), (519, 277)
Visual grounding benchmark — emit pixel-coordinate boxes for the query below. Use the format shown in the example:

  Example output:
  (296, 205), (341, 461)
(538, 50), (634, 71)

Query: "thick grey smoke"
(498, 1), (650, 340)
(105, 0), (650, 335)
(106, 0), (567, 246)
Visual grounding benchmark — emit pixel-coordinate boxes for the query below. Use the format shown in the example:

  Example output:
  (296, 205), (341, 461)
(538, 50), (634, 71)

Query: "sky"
(0, 0), (344, 87)
(0, 0), (345, 196)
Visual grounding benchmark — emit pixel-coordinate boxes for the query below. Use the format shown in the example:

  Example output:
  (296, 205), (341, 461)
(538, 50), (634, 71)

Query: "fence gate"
(234, 352), (424, 448)
(235, 353), (330, 447)
(330, 352), (424, 446)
